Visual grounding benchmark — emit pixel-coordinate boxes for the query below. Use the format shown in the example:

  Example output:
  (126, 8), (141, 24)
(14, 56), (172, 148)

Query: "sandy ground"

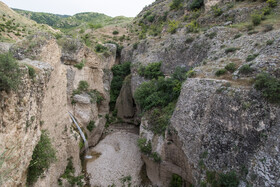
(87, 131), (143, 186)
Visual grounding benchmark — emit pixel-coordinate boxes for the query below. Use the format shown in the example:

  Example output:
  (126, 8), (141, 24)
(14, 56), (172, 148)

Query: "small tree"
(0, 53), (21, 92)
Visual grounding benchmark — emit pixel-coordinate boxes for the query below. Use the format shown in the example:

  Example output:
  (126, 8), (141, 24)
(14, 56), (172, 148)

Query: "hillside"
(1, 0), (280, 186)
(14, 8), (133, 31)
(0, 1), (57, 42)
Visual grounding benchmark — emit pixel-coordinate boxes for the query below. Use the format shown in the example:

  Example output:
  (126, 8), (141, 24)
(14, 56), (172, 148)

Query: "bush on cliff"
(138, 62), (163, 79)
(27, 130), (56, 185)
(0, 53), (21, 92)
(255, 73), (280, 103)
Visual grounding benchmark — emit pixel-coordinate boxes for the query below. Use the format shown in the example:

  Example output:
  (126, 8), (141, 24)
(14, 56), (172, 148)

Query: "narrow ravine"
(86, 124), (142, 186)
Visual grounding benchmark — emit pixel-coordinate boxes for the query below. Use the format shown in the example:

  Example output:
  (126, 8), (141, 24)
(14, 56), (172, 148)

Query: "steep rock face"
(0, 58), (52, 186)
(115, 75), (136, 122)
(1, 35), (116, 186)
(171, 78), (280, 186)
(63, 42), (116, 147)
(121, 31), (210, 74)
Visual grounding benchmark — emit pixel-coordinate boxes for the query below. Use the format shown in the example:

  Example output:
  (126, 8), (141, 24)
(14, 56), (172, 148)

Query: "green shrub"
(74, 61), (85, 70)
(147, 102), (176, 135)
(110, 62), (131, 110)
(170, 0), (184, 10)
(137, 138), (152, 155)
(225, 47), (239, 54)
(251, 13), (262, 26)
(234, 34), (242, 39)
(95, 44), (107, 53)
(172, 66), (188, 81)
(219, 171), (239, 187)
(0, 53), (21, 91)
(133, 42), (139, 49)
(62, 39), (78, 52)
(27, 65), (36, 79)
(215, 69), (227, 76)
(87, 120), (96, 132)
(147, 15), (155, 22)
(211, 5), (223, 17)
(186, 20), (199, 33)
(267, 0), (277, 7)
(169, 174), (183, 187)
(254, 73), (280, 103)
(262, 6), (271, 15)
(225, 63), (237, 73)
(246, 54), (258, 62)
(185, 37), (194, 43)
(60, 157), (84, 187)
(112, 30), (119, 35)
(239, 64), (253, 74)
(88, 23), (103, 29)
(138, 62), (164, 79)
(190, 0), (204, 10)
(134, 77), (180, 111)
(78, 80), (89, 92)
(207, 32), (217, 39)
(88, 89), (104, 104)
(151, 152), (162, 163)
(266, 40), (274, 45)
(186, 69), (196, 78)
(168, 20), (180, 34)
(27, 130), (56, 185)
(263, 24), (273, 32)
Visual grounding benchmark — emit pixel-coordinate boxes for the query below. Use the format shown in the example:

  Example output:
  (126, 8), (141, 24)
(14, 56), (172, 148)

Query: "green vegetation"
(186, 20), (199, 33)
(137, 138), (152, 155)
(251, 13), (262, 26)
(170, 0), (184, 10)
(190, 0), (204, 10)
(59, 157), (83, 187)
(205, 170), (239, 187)
(211, 5), (223, 17)
(254, 73), (280, 103)
(267, 0), (277, 8)
(266, 40), (274, 45)
(0, 53), (21, 92)
(72, 81), (104, 105)
(112, 30), (119, 35)
(120, 175), (132, 187)
(14, 9), (132, 32)
(87, 120), (96, 132)
(109, 62), (131, 110)
(134, 77), (181, 111)
(169, 174), (183, 187)
(225, 63), (237, 73)
(26, 65), (36, 79)
(234, 34), (242, 39)
(225, 47), (239, 54)
(151, 152), (162, 163)
(215, 69), (227, 76)
(239, 64), (253, 74)
(135, 66), (187, 134)
(95, 44), (107, 53)
(27, 130), (56, 185)
(246, 54), (258, 62)
(185, 37), (194, 43)
(74, 60), (85, 70)
(77, 80), (89, 92)
(138, 62), (164, 79)
(207, 32), (217, 39)
(168, 20), (180, 34)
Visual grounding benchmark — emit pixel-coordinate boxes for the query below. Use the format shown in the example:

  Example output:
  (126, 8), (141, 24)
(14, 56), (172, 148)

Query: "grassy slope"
(0, 1), (56, 42)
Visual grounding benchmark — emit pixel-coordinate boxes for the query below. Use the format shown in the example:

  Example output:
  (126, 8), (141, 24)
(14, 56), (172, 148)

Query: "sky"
(1, 0), (155, 17)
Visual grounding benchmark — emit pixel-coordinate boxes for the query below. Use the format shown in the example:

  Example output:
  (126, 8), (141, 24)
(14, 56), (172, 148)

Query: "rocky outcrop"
(0, 58), (52, 186)
(115, 75), (136, 122)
